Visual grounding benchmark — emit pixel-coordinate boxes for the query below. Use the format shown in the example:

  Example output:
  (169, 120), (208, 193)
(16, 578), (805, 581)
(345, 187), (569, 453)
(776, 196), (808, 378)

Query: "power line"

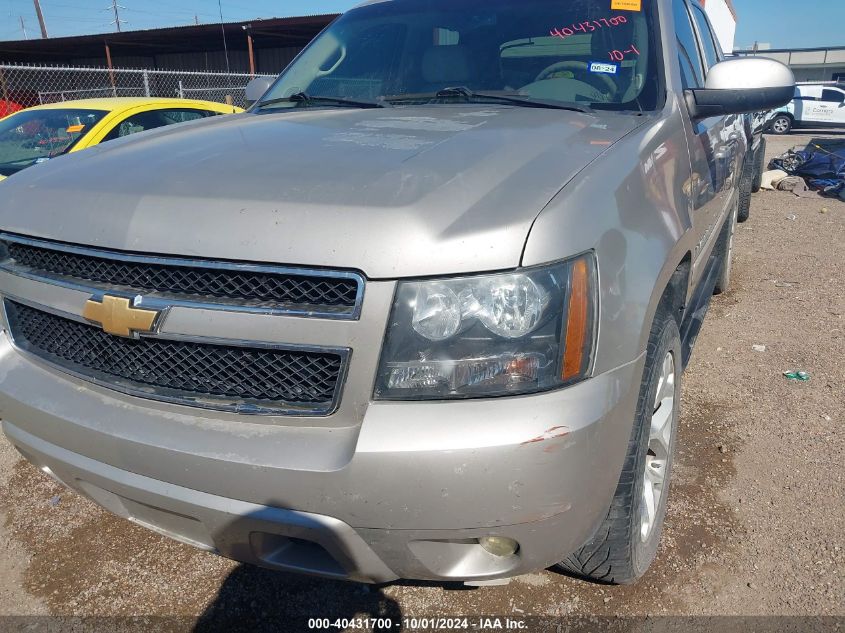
(217, 0), (232, 75)
(218, 0), (235, 102)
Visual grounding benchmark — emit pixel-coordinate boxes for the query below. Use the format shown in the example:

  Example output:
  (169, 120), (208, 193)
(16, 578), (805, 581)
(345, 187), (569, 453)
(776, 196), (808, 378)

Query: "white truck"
(770, 81), (845, 134)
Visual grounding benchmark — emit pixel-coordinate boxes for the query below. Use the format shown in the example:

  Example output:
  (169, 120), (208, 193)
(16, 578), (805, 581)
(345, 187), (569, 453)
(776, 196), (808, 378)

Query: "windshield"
(260, 0), (660, 111)
(0, 108), (106, 176)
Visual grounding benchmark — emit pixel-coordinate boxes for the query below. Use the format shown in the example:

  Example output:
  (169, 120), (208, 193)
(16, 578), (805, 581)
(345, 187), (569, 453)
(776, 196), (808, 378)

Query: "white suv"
(770, 82), (845, 134)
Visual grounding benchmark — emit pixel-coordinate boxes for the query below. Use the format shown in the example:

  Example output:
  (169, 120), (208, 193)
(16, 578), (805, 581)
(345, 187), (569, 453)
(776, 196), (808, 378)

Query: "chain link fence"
(0, 64), (276, 112)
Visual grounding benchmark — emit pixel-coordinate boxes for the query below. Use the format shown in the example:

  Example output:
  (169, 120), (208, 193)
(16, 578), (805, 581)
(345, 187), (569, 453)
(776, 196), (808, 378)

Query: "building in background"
(733, 46), (845, 82)
(701, 0), (738, 54)
(0, 15), (337, 75)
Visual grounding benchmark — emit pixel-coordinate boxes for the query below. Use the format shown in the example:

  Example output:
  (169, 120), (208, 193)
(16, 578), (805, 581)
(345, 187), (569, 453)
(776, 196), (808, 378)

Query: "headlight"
(374, 253), (597, 400)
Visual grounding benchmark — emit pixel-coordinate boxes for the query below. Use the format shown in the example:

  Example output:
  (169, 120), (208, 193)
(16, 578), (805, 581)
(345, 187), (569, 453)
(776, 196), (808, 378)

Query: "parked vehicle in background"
(770, 82), (845, 135)
(0, 0), (793, 585)
(0, 97), (241, 182)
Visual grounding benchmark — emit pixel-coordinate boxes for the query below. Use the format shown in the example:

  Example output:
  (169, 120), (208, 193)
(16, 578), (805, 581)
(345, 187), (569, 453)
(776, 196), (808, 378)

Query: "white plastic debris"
(760, 169), (788, 190)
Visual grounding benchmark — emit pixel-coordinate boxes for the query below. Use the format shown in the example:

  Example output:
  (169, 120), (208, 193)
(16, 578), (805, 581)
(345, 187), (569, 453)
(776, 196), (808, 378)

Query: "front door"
(674, 0), (738, 278)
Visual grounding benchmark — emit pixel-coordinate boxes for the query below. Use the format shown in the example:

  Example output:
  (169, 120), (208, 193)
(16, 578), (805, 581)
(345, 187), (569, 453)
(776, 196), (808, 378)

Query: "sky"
(1, 0), (844, 50)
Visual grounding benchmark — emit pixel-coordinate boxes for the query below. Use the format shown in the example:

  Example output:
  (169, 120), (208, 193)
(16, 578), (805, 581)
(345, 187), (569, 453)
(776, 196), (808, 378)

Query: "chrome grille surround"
(0, 232), (366, 320)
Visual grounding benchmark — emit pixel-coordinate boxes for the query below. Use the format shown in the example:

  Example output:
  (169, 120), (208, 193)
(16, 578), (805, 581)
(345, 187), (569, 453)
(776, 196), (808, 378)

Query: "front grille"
(0, 235), (362, 318)
(5, 301), (346, 415)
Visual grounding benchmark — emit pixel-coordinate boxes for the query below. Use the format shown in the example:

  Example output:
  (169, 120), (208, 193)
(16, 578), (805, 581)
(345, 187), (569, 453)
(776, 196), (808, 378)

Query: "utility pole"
(110, 0), (126, 32)
(243, 24), (255, 77)
(33, 0), (48, 38)
(19, 16), (28, 40)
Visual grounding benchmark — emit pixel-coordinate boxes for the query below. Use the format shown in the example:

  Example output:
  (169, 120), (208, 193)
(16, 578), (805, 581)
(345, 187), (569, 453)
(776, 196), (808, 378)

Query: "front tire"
(557, 307), (681, 584)
(770, 114), (793, 135)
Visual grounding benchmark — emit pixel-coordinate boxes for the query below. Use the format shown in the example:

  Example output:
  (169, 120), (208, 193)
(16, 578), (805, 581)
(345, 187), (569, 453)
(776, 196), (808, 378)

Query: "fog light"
(479, 536), (519, 557)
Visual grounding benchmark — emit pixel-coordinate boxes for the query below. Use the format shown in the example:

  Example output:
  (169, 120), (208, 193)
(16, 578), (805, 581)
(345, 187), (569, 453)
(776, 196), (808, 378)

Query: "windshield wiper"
(385, 86), (592, 113)
(256, 92), (388, 110)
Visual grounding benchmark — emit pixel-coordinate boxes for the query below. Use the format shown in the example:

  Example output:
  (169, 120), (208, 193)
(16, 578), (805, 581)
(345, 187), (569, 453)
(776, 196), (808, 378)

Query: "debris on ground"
(769, 138), (845, 199)
(760, 169), (788, 190)
(783, 370), (811, 382)
(777, 176), (815, 198)
(752, 344), (766, 352)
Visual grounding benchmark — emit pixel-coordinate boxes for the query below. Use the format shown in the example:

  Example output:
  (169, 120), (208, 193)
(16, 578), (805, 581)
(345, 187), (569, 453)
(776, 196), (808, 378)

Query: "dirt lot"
(0, 132), (843, 631)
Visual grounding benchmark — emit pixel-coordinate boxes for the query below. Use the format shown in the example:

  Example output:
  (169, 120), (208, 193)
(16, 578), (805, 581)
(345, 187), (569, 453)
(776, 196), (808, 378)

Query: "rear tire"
(557, 307), (681, 584)
(737, 157), (753, 224)
(770, 114), (792, 135)
(714, 200), (738, 295)
(751, 138), (766, 193)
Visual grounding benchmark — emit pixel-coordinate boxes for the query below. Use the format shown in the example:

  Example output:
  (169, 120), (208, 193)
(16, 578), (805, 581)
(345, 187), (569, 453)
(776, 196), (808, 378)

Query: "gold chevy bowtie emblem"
(83, 295), (160, 338)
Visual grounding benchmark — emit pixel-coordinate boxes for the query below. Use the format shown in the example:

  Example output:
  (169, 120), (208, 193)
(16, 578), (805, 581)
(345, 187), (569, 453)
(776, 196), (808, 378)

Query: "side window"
(102, 109), (215, 142)
(690, 5), (721, 70)
(673, 0), (705, 89)
(821, 89), (845, 104)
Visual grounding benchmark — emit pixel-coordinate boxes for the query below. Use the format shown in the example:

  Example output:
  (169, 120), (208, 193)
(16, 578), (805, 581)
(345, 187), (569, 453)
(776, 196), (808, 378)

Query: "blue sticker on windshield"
(589, 61), (619, 75)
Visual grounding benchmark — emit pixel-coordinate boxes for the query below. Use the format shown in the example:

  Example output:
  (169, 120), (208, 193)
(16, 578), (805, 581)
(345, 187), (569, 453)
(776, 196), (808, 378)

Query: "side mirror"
(685, 58), (795, 120)
(245, 77), (274, 108)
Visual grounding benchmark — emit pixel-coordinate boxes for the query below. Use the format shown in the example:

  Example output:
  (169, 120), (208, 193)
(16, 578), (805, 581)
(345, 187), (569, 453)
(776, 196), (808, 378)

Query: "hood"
(0, 106), (641, 278)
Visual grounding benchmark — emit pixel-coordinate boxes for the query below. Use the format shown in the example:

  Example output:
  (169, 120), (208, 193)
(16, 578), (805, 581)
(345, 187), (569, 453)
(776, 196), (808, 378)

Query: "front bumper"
(0, 330), (644, 582)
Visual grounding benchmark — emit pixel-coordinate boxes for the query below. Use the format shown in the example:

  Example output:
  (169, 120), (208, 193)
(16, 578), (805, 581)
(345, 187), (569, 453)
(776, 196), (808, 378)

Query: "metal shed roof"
(0, 15), (338, 67)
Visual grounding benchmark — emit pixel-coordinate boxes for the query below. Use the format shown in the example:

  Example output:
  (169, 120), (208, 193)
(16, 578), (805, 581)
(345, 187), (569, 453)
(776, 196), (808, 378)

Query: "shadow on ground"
(194, 564), (403, 632)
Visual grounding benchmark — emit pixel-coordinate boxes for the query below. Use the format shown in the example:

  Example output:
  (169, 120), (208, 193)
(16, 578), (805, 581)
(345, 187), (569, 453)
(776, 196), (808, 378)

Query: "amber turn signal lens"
(562, 257), (591, 381)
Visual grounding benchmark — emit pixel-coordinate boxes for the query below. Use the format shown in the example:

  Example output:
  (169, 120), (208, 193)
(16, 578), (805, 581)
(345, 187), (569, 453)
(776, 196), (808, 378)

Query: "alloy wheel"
(640, 351), (676, 543)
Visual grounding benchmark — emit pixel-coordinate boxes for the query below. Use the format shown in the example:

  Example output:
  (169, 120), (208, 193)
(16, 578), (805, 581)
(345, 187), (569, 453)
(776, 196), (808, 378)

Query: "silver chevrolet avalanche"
(0, 0), (793, 584)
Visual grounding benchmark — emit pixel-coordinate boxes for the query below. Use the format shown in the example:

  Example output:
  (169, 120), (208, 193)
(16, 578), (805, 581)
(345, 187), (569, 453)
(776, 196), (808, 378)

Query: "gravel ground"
(0, 131), (842, 631)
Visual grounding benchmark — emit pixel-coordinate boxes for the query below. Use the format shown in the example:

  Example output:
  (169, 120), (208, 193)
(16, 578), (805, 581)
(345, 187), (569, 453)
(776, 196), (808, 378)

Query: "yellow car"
(0, 97), (241, 182)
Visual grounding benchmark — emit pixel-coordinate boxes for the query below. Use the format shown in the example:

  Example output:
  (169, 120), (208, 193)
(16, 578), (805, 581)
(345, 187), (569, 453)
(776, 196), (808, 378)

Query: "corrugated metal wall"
(157, 50), (251, 73)
(257, 47), (303, 74)
(72, 56), (155, 68)
(41, 46), (304, 74)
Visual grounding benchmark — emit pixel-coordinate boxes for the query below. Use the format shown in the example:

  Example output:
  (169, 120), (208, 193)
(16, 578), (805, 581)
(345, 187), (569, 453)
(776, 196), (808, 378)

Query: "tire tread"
(557, 310), (680, 584)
